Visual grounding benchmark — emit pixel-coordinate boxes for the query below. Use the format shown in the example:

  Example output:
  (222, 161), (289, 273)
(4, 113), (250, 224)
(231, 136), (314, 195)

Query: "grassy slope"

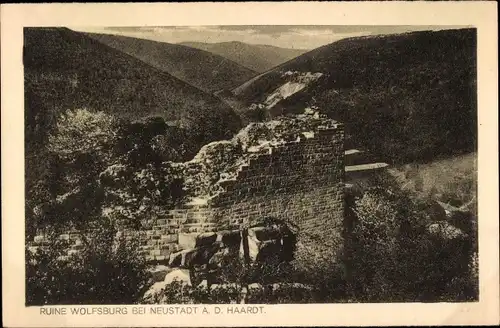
(179, 41), (308, 73)
(387, 153), (477, 211)
(233, 28), (477, 164)
(86, 33), (257, 93)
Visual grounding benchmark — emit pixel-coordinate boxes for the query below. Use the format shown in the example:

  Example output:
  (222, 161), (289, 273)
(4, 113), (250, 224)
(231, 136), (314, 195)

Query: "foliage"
(24, 27), (240, 130)
(29, 109), (117, 230)
(345, 173), (478, 302)
(26, 221), (151, 305)
(86, 32), (257, 93)
(241, 103), (269, 123)
(314, 82), (476, 164)
(289, 241), (348, 302)
(179, 102), (242, 149)
(48, 109), (118, 164)
(28, 110), (188, 232)
(142, 279), (317, 304)
(246, 283), (316, 304)
(24, 27), (245, 236)
(99, 162), (185, 228)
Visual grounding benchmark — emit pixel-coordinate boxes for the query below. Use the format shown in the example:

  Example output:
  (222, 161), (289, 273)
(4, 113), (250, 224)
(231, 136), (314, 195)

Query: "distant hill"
(231, 28), (477, 164)
(179, 41), (308, 73)
(85, 33), (257, 93)
(24, 27), (242, 154)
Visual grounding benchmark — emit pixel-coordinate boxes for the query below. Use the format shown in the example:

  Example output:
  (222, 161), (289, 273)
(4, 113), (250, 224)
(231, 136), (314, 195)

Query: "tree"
(48, 109), (118, 165)
(179, 105), (242, 148)
(34, 109), (119, 229)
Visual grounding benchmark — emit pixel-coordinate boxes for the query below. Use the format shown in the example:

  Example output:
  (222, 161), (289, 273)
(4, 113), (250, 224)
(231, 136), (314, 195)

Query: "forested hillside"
(180, 41), (307, 72)
(24, 28), (243, 160)
(86, 33), (257, 93)
(233, 28), (477, 164)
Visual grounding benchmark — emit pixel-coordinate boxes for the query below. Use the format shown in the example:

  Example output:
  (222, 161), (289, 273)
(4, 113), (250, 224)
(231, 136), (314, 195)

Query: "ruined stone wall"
(138, 121), (345, 265)
(208, 126), (344, 262)
(32, 114), (345, 267)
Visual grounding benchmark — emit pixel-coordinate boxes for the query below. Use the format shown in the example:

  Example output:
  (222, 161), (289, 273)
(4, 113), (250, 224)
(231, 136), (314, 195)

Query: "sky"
(70, 25), (469, 50)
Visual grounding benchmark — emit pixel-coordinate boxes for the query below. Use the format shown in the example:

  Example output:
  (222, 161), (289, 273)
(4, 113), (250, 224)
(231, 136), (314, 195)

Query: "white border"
(1, 2), (498, 327)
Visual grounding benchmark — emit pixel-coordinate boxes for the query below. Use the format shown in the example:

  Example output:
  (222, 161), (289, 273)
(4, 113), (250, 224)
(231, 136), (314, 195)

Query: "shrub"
(345, 174), (478, 302)
(246, 283), (316, 304)
(26, 220), (151, 305)
(143, 279), (318, 304)
(99, 162), (186, 228)
(289, 237), (348, 302)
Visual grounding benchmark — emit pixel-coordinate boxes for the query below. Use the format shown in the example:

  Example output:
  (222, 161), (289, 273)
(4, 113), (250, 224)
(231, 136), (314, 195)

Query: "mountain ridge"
(84, 32), (257, 93)
(179, 41), (308, 72)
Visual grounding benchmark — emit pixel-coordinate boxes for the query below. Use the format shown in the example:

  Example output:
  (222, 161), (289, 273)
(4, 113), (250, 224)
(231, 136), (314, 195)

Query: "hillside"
(232, 28), (477, 164)
(85, 33), (257, 93)
(388, 153), (477, 211)
(24, 27), (242, 153)
(179, 41), (308, 73)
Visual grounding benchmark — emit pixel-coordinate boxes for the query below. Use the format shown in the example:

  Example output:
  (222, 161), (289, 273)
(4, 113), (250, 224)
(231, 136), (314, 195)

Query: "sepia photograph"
(24, 24), (478, 305)
(1, 2), (498, 327)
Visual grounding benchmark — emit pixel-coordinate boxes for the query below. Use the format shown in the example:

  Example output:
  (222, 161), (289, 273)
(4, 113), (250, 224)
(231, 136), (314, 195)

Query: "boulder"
(141, 281), (168, 303)
(178, 233), (197, 249)
(190, 244), (220, 266)
(197, 279), (209, 288)
(33, 235), (47, 245)
(149, 265), (173, 282)
(245, 228), (284, 262)
(208, 247), (232, 267)
(248, 282), (264, 292)
(178, 232), (217, 249)
(246, 232), (259, 262)
(216, 230), (241, 247)
(209, 283), (241, 291)
(164, 268), (192, 286)
(168, 249), (196, 267)
(248, 226), (282, 241)
(270, 282), (314, 292)
(195, 232), (217, 247)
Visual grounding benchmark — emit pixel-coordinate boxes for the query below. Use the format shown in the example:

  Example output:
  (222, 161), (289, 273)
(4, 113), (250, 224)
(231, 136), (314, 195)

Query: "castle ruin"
(31, 112), (345, 271)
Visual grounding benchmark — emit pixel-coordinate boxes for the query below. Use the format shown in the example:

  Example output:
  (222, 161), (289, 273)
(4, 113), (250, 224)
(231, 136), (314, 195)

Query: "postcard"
(1, 1), (498, 327)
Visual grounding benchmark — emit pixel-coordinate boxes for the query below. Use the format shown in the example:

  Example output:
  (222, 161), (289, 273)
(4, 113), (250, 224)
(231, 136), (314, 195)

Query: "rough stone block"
(195, 232), (217, 247)
(216, 230), (241, 246)
(248, 226), (282, 241)
(178, 233), (197, 249)
(160, 234), (178, 243)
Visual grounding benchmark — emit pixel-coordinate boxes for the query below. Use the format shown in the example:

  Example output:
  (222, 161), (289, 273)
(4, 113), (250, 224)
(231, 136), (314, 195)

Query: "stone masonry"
(31, 112), (345, 268)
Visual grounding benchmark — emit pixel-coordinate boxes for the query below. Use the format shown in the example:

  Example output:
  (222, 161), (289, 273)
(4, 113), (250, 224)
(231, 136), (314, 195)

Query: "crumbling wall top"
(168, 111), (342, 205)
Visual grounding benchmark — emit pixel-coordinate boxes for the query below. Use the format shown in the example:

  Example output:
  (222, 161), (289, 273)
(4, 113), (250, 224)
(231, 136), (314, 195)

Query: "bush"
(279, 231), (348, 302)
(26, 220), (151, 305)
(246, 283), (316, 304)
(143, 279), (318, 304)
(345, 174), (478, 302)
